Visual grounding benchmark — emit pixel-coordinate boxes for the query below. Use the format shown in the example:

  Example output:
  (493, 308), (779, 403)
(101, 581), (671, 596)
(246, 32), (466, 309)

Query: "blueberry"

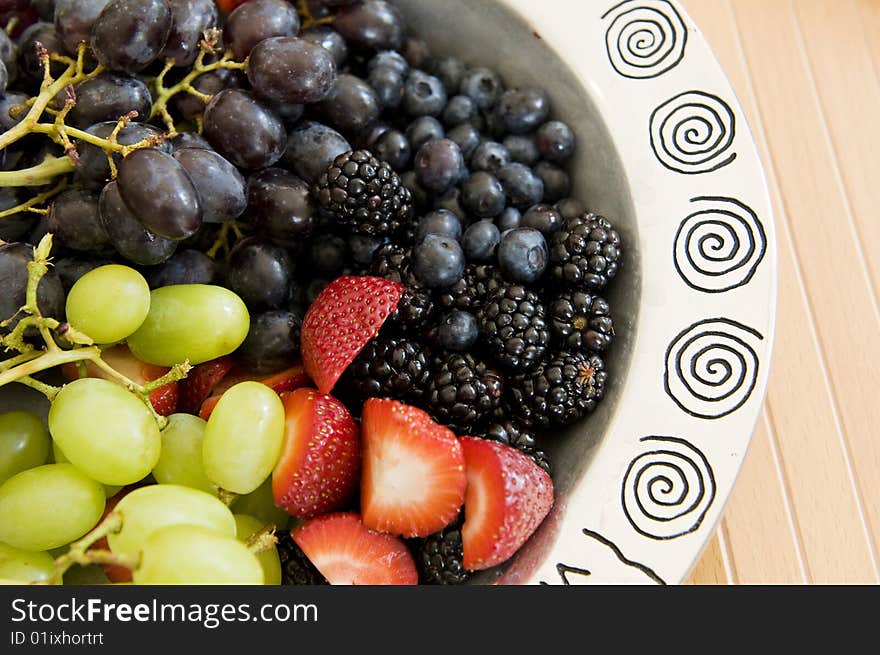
(349, 233), (385, 267)
(405, 116), (444, 152)
(447, 123), (481, 159)
(430, 56), (466, 94)
(401, 170), (430, 214)
(494, 88), (551, 134)
(470, 141), (511, 173)
(436, 310), (479, 352)
(555, 197), (586, 220)
(359, 121), (391, 149)
(403, 36), (431, 68)
(368, 65), (405, 109)
(522, 203), (563, 235)
(368, 50), (409, 76)
(283, 121), (351, 184)
(433, 187), (466, 220)
(498, 227), (548, 283)
(414, 138), (466, 194)
(442, 94), (477, 127)
(461, 171), (505, 218)
(416, 209), (462, 241)
(404, 70), (447, 117)
(309, 232), (349, 274)
(305, 277), (331, 304)
(462, 220), (501, 262)
(374, 128), (411, 170)
(504, 134), (540, 166)
(412, 234), (465, 288)
(534, 161), (571, 203)
(496, 206), (522, 232)
(497, 162), (544, 209)
(536, 120), (574, 162)
(460, 67), (504, 110)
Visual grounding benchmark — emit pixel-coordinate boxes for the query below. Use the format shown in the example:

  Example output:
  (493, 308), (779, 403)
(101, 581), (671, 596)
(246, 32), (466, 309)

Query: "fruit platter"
(0, 0), (776, 585)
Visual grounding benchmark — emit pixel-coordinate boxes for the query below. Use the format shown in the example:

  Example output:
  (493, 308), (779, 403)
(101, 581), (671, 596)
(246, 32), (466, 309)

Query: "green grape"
(0, 411), (50, 485)
(134, 524), (264, 585)
(63, 564), (111, 586)
(0, 542), (55, 583)
(234, 514), (281, 586)
(152, 414), (216, 494)
(65, 265), (151, 344)
(202, 382), (285, 495)
(51, 442), (121, 498)
(127, 285), (250, 366)
(107, 484), (236, 557)
(0, 464), (105, 552)
(231, 478), (290, 529)
(48, 378), (160, 486)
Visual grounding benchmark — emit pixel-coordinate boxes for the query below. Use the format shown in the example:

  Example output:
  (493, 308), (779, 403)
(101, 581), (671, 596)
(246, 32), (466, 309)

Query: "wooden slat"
(678, 0), (880, 583)
(856, 0), (880, 82)
(686, 534), (730, 585)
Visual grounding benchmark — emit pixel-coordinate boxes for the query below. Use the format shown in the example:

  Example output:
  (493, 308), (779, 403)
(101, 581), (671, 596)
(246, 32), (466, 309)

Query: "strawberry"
(177, 356), (234, 415)
(292, 512), (418, 585)
(197, 365), (310, 420)
(360, 399), (466, 538)
(272, 388), (360, 519)
(300, 276), (405, 394)
(459, 437), (554, 571)
(90, 481), (150, 583)
(62, 344), (179, 417)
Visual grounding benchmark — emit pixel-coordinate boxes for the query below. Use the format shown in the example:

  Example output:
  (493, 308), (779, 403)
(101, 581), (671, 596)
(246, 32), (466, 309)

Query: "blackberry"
(426, 353), (504, 434)
(510, 351), (607, 428)
(437, 264), (504, 311)
(478, 285), (550, 372)
(417, 519), (470, 585)
(343, 336), (431, 404)
(369, 242), (421, 287)
(548, 290), (614, 353)
(276, 530), (328, 586)
(384, 287), (435, 335)
(313, 149), (414, 237)
(482, 419), (551, 474)
(548, 213), (622, 291)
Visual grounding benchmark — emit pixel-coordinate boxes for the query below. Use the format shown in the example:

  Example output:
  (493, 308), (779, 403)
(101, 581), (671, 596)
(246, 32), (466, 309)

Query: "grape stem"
(0, 179), (68, 221)
(245, 524), (278, 555)
(206, 220), (246, 259)
(0, 156), (77, 188)
(149, 32), (248, 134)
(44, 512), (138, 586)
(296, 0), (336, 29)
(217, 489), (240, 507)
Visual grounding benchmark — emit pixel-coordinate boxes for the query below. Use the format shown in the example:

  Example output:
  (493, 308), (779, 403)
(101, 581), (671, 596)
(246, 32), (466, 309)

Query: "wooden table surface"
(677, 0), (880, 584)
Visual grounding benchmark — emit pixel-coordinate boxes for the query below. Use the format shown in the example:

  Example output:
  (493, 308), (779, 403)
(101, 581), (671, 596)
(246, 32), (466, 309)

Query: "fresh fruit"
(292, 512), (417, 585)
(548, 290), (614, 353)
(177, 356), (235, 415)
(548, 213), (622, 292)
(416, 518), (469, 585)
(412, 234), (465, 289)
(152, 414), (216, 494)
(0, 411), (50, 485)
(481, 419), (551, 474)
(202, 381), (286, 494)
(127, 284), (251, 366)
(360, 399), (466, 538)
(497, 227), (549, 283)
(231, 477), (289, 529)
(134, 524), (263, 585)
(234, 514), (281, 585)
(61, 344), (179, 417)
(459, 437), (554, 571)
(300, 275), (405, 394)
(272, 388), (360, 519)
(342, 337), (431, 405)
(65, 265), (151, 344)
(107, 484), (236, 557)
(247, 37), (337, 105)
(0, 542), (55, 583)
(0, 464), (105, 552)
(197, 364), (310, 419)
(425, 353), (503, 434)
(276, 529), (327, 585)
(477, 284), (550, 372)
(48, 378), (160, 486)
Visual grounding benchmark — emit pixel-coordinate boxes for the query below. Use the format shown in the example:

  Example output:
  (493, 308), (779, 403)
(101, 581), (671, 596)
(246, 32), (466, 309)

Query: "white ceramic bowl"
(393, 0), (776, 584)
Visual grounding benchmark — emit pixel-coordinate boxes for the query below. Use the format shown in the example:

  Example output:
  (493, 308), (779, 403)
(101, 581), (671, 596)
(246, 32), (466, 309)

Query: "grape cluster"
(0, 0), (624, 586)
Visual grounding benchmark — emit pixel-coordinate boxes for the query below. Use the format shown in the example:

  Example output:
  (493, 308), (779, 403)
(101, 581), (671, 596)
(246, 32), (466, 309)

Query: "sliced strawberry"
(197, 364), (310, 419)
(272, 388), (360, 519)
(300, 276), (405, 394)
(90, 481), (150, 583)
(360, 399), (466, 538)
(459, 437), (554, 571)
(177, 356), (234, 415)
(62, 344), (179, 417)
(292, 512), (418, 585)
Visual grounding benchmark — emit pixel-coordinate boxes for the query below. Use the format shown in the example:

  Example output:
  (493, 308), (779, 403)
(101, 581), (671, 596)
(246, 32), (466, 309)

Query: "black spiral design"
(650, 91), (737, 174)
(674, 196), (767, 293)
(603, 0), (688, 79)
(664, 318), (763, 419)
(622, 436), (715, 540)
